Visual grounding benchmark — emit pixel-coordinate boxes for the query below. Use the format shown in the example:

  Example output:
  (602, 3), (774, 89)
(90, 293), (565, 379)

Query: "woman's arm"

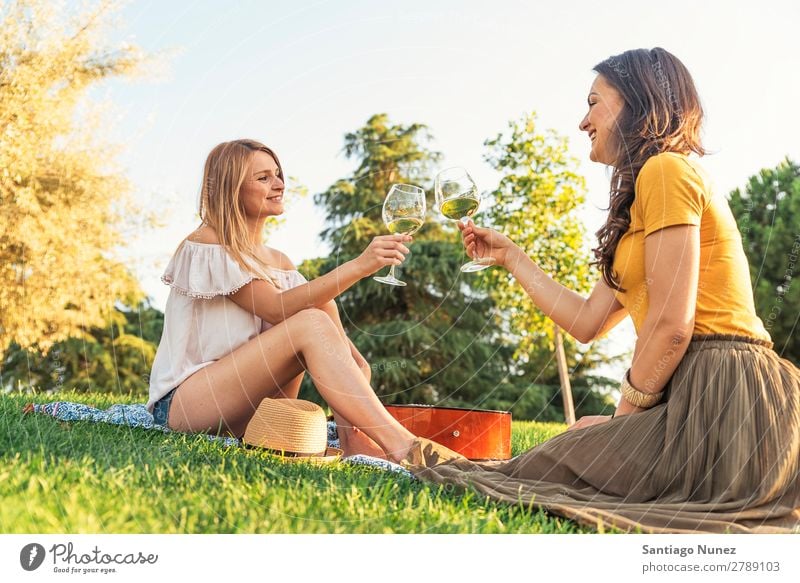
(617, 224), (700, 416)
(504, 246), (628, 343)
(229, 234), (412, 325)
(459, 220), (627, 343)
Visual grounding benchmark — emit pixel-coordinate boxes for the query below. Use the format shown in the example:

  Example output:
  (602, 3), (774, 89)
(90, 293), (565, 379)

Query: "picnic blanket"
(23, 401), (414, 478)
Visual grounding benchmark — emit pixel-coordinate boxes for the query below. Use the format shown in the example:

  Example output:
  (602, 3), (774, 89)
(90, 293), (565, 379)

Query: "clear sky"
(100, 0), (800, 367)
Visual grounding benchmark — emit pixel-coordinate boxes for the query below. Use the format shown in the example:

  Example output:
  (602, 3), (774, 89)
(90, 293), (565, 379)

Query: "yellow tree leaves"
(1, 0), (149, 350)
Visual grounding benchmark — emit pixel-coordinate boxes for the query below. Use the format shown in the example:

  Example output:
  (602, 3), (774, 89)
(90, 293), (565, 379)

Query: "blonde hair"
(198, 139), (284, 287)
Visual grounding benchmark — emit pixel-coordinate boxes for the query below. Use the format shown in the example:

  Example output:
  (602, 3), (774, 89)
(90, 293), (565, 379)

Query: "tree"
(0, 0), (152, 351)
(729, 158), (800, 364)
(1, 300), (161, 395)
(482, 112), (618, 417)
(317, 113), (440, 252)
(302, 114), (535, 411)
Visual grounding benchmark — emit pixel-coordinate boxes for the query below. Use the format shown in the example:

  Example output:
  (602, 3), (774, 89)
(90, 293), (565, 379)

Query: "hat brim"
(263, 447), (343, 464)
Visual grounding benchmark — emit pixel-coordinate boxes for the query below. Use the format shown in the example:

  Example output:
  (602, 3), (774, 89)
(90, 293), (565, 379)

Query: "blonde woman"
(146, 139), (428, 462)
(412, 48), (800, 533)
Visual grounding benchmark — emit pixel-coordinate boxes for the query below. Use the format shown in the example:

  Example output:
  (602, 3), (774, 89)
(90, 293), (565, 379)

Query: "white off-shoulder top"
(146, 240), (307, 411)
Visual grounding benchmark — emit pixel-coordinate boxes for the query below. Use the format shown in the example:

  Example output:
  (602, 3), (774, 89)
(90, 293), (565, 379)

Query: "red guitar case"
(385, 404), (512, 461)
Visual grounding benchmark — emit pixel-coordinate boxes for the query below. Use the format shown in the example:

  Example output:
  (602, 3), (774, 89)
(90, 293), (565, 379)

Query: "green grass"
(0, 391), (614, 534)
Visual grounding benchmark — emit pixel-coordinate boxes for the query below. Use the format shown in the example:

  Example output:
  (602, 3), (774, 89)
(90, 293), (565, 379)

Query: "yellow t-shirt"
(612, 152), (770, 341)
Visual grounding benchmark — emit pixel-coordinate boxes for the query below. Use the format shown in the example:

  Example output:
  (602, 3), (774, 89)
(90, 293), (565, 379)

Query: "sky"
(97, 0), (800, 368)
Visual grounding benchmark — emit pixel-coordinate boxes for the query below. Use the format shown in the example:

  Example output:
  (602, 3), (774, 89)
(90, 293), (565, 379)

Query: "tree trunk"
(554, 325), (575, 425)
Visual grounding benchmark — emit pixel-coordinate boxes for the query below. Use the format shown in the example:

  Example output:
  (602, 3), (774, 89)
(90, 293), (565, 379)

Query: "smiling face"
(579, 74), (626, 165)
(239, 149), (285, 218)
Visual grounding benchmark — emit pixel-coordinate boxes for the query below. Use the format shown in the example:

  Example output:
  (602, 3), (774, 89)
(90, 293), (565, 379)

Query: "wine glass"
(373, 183), (426, 287)
(434, 166), (495, 272)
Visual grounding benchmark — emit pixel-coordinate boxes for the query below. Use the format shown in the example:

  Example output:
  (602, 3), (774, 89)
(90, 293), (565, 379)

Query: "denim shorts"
(152, 388), (178, 427)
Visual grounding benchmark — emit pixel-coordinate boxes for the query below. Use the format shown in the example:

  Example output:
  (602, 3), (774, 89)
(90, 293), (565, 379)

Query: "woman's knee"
(283, 308), (338, 340)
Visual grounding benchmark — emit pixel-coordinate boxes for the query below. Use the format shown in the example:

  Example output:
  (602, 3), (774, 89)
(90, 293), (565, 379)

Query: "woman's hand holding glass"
(355, 234), (413, 278)
(457, 219), (518, 269)
(435, 167), (495, 272)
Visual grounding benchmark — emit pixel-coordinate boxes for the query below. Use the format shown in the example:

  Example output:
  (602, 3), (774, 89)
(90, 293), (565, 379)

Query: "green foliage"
(467, 342), (617, 421)
(316, 114), (442, 252)
(1, 301), (162, 396)
(484, 112), (592, 346)
(729, 158), (800, 364)
(1, 391), (615, 533)
(481, 112), (617, 414)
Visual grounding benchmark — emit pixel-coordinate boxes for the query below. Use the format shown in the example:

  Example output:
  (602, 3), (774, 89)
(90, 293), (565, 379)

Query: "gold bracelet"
(620, 369), (664, 409)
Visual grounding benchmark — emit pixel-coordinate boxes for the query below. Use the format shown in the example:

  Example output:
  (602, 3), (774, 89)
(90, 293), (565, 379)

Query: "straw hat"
(243, 398), (342, 462)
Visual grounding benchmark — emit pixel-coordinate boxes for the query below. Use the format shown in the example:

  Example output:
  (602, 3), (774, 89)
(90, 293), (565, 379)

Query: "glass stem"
(460, 216), (472, 258)
(388, 264), (398, 280)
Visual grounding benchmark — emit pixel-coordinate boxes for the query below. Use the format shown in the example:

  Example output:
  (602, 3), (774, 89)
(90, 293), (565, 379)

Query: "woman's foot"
(386, 438), (415, 464)
(338, 425), (389, 459)
(396, 437), (465, 468)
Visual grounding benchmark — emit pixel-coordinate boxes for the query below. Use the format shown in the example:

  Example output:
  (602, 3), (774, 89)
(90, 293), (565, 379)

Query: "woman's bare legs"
(329, 354), (389, 458)
(268, 368), (387, 458)
(333, 411), (388, 458)
(274, 372), (303, 400)
(168, 308), (415, 462)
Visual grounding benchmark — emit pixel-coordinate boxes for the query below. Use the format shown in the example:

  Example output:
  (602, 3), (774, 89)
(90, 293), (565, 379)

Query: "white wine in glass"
(373, 183), (426, 287)
(386, 217), (424, 235)
(434, 166), (495, 272)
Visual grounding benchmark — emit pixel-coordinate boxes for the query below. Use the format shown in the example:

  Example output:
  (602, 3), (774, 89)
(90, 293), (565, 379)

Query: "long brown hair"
(592, 47), (705, 290)
(197, 139), (284, 286)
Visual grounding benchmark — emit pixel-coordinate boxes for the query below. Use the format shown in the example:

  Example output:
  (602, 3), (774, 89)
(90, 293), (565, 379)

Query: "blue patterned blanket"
(24, 401), (414, 478)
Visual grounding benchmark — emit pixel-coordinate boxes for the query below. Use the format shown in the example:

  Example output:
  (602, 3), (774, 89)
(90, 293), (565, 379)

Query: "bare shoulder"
(261, 246), (296, 270)
(179, 227), (295, 270)
(184, 224), (220, 245)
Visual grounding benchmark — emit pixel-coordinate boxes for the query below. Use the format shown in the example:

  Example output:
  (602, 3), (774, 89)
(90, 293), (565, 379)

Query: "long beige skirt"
(409, 335), (800, 533)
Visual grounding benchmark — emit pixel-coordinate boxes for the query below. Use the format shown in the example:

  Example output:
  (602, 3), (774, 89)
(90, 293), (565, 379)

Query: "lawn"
(0, 390), (617, 534)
